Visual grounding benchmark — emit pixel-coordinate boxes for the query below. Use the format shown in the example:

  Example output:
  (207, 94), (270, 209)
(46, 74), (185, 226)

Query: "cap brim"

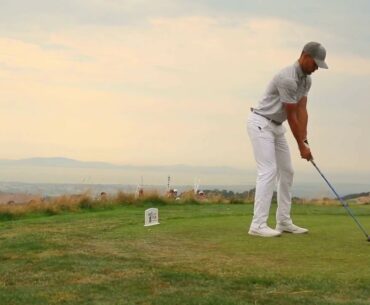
(314, 58), (328, 69)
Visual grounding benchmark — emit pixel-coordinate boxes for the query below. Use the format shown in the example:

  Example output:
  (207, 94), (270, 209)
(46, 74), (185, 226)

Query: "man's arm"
(283, 98), (312, 161)
(296, 96), (308, 140)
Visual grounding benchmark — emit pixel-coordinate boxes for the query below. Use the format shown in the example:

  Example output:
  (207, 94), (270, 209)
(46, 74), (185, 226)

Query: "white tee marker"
(144, 208), (160, 226)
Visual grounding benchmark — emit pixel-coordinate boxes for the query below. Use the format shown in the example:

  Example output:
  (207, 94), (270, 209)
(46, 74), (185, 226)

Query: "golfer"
(247, 42), (328, 237)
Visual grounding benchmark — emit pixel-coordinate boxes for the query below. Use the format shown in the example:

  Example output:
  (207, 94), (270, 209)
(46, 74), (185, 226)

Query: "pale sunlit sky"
(0, 0), (369, 184)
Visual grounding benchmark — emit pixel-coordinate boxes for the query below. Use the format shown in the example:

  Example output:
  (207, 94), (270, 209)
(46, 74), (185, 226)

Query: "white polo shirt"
(253, 61), (312, 123)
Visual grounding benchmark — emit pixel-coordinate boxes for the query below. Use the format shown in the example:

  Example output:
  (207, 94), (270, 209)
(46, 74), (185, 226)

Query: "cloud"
(1, 1), (369, 57)
(0, 15), (369, 174)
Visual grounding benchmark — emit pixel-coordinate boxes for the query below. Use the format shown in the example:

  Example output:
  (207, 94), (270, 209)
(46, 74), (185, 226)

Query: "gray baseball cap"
(303, 42), (328, 69)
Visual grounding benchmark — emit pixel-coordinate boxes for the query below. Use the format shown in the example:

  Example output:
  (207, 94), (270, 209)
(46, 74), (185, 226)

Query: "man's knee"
(257, 165), (278, 182)
(283, 165), (294, 176)
(279, 165), (294, 182)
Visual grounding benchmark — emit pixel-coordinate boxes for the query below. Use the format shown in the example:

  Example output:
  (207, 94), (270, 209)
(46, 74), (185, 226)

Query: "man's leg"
(275, 134), (308, 233)
(275, 134), (294, 225)
(247, 119), (277, 230)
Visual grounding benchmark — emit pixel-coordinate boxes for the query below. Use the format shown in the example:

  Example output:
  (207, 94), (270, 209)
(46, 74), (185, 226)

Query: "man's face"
(301, 54), (318, 75)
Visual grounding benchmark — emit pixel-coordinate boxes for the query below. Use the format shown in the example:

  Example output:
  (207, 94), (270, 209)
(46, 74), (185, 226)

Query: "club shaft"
(311, 160), (369, 238)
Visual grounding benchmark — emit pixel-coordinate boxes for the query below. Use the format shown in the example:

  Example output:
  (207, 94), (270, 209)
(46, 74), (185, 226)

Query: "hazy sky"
(0, 0), (369, 180)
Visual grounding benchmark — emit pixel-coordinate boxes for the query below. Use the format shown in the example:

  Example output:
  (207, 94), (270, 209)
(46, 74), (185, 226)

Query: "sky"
(0, 0), (369, 185)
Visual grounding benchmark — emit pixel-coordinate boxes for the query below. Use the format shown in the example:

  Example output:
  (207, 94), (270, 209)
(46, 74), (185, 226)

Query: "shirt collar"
(294, 61), (306, 79)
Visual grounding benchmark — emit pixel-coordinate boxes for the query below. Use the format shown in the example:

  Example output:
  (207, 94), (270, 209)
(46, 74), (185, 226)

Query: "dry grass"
(302, 197), (340, 206)
(0, 189), (367, 220)
(0, 188), (249, 220)
(0, 193), (93, 219)
(0, 190), (187, 220)
(350, 196), (370, 205)
(294, 196), (370, 206)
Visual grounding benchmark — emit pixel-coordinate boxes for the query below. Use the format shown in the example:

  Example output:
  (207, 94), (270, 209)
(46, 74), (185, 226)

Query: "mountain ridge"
(0, 157), (248, 174)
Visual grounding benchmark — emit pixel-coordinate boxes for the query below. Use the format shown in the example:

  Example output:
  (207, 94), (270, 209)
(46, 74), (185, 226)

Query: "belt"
(250, 108), (282, 125)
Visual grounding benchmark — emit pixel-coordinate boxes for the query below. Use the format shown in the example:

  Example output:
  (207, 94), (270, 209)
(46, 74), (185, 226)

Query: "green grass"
(0, 203), (369, 305)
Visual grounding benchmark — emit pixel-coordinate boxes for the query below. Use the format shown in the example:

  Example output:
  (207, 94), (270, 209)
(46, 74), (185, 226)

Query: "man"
(247, 42), (328, 237)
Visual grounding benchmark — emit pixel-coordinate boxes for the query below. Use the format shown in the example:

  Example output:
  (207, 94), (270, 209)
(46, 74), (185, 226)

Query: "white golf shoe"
(275, 223), (309, 234)
(248, 226), (282, 237)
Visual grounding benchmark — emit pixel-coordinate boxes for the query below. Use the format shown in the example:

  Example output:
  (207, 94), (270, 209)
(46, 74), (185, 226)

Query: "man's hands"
(299, 139), (313, 161)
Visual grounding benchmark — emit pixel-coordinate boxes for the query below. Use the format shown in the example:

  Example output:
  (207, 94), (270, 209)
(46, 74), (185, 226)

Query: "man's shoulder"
(273, 63), (295, 78)
(274, 70), (297, 90)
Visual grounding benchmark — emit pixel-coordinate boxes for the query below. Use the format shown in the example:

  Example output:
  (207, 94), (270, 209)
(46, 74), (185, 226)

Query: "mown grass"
(0, 203), (369, 305)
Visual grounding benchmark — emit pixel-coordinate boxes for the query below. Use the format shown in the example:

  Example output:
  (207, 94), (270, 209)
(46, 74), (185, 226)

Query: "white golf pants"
(247, 112), (294, 229)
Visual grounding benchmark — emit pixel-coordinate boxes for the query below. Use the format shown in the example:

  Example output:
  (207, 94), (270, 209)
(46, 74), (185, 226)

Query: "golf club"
(311, 160), (370, 242)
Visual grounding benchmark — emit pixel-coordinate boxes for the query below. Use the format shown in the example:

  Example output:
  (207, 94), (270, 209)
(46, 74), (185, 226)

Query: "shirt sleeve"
(276, 76), (298, 104)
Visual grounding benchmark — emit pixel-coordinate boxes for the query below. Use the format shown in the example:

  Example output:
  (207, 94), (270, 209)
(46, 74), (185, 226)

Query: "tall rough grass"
(0, 191), (208, 220)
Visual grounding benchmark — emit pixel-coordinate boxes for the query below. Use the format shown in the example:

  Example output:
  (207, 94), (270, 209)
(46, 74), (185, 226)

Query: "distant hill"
(0, 157), (123, 169)
(0, 158), (369, 199)
(0, 157), (248, 174)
